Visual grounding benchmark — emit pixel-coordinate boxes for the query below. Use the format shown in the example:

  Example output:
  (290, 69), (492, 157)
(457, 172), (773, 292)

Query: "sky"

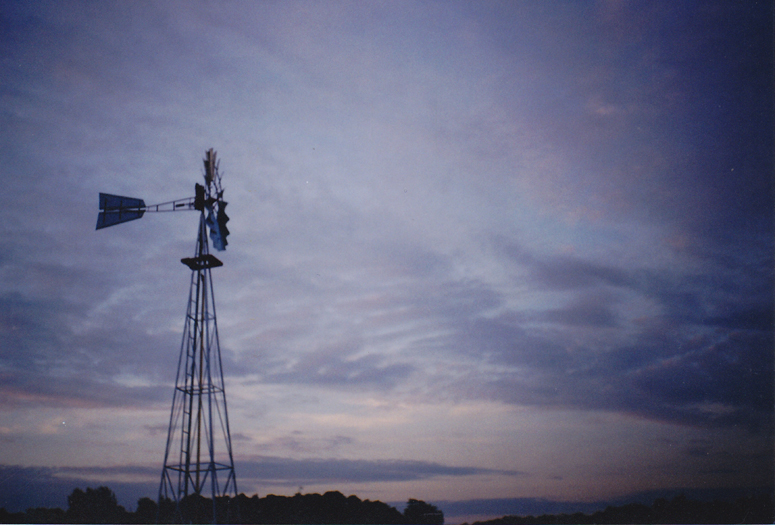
(0, 0), (773, 521)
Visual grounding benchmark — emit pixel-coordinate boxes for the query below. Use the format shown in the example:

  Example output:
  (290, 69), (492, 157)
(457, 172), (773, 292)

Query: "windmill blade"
(204, 148), (216, 184)
(205, 200), (229, 251)
(96, 193), (146, 230)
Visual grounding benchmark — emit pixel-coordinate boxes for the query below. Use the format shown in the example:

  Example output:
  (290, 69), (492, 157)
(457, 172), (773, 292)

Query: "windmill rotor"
(201, 148), (230, 252)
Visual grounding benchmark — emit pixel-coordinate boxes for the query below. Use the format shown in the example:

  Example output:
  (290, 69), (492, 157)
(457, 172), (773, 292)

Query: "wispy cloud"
(237, 457), (526, 485)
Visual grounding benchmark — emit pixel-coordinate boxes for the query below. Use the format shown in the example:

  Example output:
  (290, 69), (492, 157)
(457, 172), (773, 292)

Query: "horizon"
(0, 1), (772, 523)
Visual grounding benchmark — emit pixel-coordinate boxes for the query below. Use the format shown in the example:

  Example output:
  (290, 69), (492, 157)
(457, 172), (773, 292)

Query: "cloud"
(0, 372), (167, 410)
(630, 330), (774, 426)
(237, 456), (525, 486)
(539, 292), (619, 327)
(428, 240), (774, 430)
(0, 464), (156, 512)
(527, 255), (632, 292)
(0, 291), (174, 409)
(261, 343), (415, 391)
(470, 325), (774, 432)
(0, 465), (74, 512)
(224, 225), (774, 435)
(254, 433), (354, 455)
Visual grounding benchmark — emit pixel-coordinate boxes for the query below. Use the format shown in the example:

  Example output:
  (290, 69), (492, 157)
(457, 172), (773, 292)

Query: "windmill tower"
(96, 149), (237, 523)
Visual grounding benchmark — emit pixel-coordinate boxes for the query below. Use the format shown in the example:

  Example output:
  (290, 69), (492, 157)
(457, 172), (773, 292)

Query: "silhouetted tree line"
(0, 485), (444, 524)
(464, 493), (774, 525)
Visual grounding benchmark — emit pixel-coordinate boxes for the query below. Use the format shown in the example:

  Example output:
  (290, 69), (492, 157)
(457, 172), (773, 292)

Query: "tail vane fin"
(99, 193), (145, 211)
(96, 193), (146, 229)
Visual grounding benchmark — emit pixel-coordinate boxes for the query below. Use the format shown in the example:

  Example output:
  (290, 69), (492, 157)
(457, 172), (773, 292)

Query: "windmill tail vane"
(95, 148), (229, 251)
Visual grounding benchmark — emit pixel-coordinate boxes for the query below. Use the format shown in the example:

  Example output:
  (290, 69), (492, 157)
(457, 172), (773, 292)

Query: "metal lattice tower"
(159, 150), (237, 523)
(96, 149), (237, 523)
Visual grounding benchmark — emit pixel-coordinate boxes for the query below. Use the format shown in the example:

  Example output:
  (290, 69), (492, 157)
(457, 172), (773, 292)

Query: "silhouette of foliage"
(0, 508), (25, 524)
(133, 497), (158, 524)
(21, 507), (66, 524)
(404, 498), (444, 524)
(1, 486), (771, 524)
(229, 490), (406, 524)
(465, 493), (774, 525)
(65, 486), (129, 524)
(0, 486), (418, 524)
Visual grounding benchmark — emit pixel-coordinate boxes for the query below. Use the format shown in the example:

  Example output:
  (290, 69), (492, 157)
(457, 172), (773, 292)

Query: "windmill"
(97, 149), (237, 523)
